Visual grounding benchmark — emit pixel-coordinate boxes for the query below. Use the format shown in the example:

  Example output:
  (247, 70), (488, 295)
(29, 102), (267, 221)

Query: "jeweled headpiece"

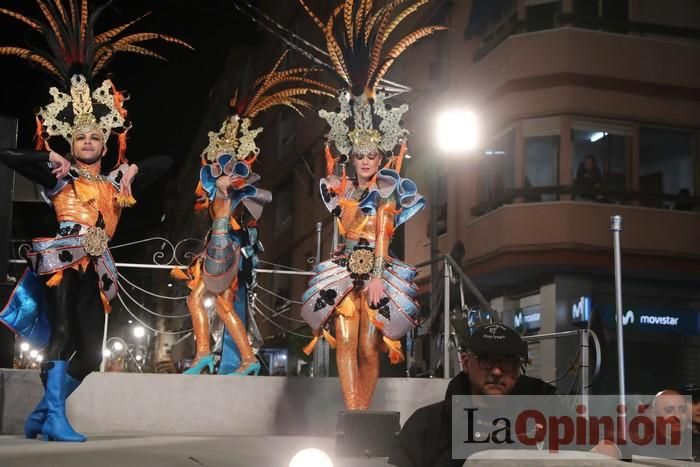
(0, 0), (192, 163)
(200, 51), (334, 163)
(299, 0), (446, 162)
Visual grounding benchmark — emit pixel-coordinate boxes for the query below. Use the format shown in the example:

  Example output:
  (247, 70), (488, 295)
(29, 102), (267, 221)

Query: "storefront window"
(572, 128), (630, 201)
(479, 129), (516, 203)
(525, 135), (559, 202)
(640, 127), (694, 208)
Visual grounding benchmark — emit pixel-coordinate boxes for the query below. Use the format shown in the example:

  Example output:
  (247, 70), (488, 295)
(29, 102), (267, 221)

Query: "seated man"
(388, 323), (556, 467)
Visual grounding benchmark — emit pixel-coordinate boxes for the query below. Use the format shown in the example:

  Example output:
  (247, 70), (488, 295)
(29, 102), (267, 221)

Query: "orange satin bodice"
(52, 178), (121, 238)
(338, 188), (395, 259)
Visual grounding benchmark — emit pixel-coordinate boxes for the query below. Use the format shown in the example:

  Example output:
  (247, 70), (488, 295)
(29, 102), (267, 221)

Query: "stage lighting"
(289, 448), (333, 467)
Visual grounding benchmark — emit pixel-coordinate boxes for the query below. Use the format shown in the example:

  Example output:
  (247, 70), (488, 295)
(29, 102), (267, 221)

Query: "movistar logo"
(572, 297), (590, 322)
(615, 310), (679, 327)
(622, 310), (635, 325)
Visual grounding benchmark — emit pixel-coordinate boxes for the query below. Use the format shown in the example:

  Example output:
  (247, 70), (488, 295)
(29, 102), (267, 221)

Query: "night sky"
(0, 0), (260, 241)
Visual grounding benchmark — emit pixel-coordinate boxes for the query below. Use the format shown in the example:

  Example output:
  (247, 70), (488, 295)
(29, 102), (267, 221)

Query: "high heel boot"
(25, 369), (81, 439)
(40, 361), (86, 442)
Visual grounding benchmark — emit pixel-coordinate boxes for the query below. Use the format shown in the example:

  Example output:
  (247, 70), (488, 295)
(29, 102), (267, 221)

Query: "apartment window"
(637, 0), (700, 29)
(640, 127), (695, 208)
(526, 0), (559, 31)
(479, 129), (516, 203)
(574, 0), (629, 32)
(572, 125), (631, 199)
(525, 135), (560, 202)
(274, 179), (293, 237)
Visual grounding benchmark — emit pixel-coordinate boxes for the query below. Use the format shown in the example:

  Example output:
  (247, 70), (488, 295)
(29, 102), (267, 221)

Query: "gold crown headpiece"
(200, 51), (334, 164)
(320, 90), (409, 157)
(38, 74), (129, 145)
(0, 0), (192, 165)
(201, 115), (263, 163)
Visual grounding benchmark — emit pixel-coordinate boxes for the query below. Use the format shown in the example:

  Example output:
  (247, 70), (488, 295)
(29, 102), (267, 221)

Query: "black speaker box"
(335, 410), (400, 458)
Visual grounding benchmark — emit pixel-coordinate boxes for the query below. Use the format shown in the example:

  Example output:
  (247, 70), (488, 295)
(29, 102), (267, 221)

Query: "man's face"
(462, 351), (521, 396)
(654, 392), (690, 435)
(692, 400), (700, 428)
(72, 129), (106, 164)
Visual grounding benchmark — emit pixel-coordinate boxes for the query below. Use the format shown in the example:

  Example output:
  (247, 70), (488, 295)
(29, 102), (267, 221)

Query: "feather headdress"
(201, 50), (334, 164)
(299, 0), (446, 162)
(0, 0), (193, 164)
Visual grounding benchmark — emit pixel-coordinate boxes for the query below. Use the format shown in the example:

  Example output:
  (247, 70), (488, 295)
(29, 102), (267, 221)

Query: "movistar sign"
(571, 296), (591, 323)
(602, 305), (700, 336)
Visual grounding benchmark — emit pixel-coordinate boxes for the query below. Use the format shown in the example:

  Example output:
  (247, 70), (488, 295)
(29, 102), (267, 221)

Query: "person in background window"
(574, 154), (604, 201)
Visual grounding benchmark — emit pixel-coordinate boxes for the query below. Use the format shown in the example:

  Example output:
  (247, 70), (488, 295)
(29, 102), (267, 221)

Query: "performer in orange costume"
(299, 0), (445, 409)
(174, 52), (333, 375)
(0, 0), (189, 441)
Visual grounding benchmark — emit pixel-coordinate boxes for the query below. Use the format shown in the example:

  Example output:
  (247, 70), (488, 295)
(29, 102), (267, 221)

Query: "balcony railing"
(471, 186), (700, 217)
(473, 3), (700, 62)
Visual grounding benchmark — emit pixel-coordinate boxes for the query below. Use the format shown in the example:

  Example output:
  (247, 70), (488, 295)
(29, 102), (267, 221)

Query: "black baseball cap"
(681, 384), (699, 403)
(468, 324), (526, 357)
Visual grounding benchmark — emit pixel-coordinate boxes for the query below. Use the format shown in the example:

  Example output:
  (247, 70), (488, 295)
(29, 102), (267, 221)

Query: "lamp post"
(433, 109), (479, 378)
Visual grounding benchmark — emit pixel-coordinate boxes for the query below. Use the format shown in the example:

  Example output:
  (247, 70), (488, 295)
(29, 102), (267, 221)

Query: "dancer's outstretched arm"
(0, 148), (69, 189)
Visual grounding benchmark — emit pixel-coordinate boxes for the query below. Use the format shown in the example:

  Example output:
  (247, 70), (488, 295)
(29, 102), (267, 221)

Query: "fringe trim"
(45, 270), (63, 287)
(116, 193), (137, 207)
(303, 335), (319, 356)
(383, 336), (404, 364)
(322, 329), (337, 348)
(100, 290), (112, 313)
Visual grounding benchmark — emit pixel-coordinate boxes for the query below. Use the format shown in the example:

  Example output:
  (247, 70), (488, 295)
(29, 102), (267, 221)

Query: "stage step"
(0, 370), (448, 436)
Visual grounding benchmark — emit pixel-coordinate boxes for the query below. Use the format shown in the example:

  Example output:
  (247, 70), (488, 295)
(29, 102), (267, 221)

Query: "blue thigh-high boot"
(24, 369), (82, 439)
(39, 361), (86, 442)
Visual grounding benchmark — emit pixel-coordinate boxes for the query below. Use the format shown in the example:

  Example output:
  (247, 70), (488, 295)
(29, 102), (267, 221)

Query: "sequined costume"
(0, 0), (188, 442)
(296, 0), (444, 409)
(175, 157), (271, 375)
(173, 52), (333, 375)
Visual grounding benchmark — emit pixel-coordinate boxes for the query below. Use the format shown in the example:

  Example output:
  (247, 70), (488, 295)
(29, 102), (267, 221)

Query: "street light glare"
(436, 110), (478, 153)
(133, 326), (146, 338)
(29, 350), (38, 358)
(135, 354), (143, 362)
(20, 342), (30, 352)
(102, 348), (112, 358)
(113, 341), (124, 351)
(289, 448), (333, 467)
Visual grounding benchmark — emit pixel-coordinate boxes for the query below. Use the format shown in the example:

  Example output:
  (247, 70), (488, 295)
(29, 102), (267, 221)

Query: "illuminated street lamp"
(133, 326), (145, 339)
(436, 110), (478, 154)
(113, 341), (124, 351)
(20, 342), (30, 352)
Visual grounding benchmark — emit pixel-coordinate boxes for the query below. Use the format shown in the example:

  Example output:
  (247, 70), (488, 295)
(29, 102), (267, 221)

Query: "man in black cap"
(681, 384), (700, 461)
(388, 323), (556, 467)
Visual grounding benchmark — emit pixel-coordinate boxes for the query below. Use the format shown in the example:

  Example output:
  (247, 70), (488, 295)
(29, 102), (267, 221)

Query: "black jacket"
(388, 372), (556, 467)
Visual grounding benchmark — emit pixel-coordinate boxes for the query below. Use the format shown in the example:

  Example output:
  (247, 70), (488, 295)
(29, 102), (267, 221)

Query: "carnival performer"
(174, 52), (333, 376)
(0, 0), (190, 442)
(298, 0), (445, 410)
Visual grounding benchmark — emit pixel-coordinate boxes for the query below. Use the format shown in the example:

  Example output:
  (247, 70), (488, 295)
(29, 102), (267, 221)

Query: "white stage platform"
(0, 369), (448, 436)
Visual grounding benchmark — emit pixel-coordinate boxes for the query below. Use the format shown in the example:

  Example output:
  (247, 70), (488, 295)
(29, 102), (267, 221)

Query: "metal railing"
(471, 185), (700, 216)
